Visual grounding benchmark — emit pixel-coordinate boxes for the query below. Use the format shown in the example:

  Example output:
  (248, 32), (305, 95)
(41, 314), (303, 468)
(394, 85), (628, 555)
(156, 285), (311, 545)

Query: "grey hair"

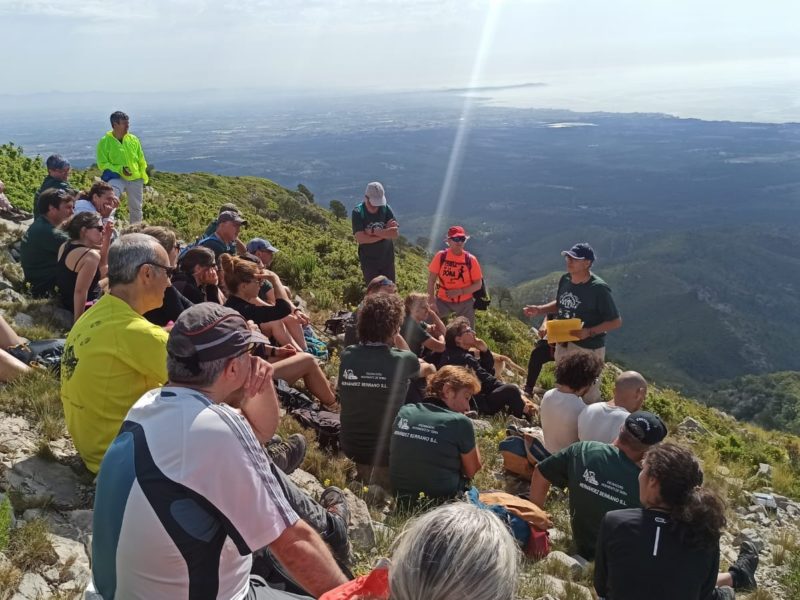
(389, 503), (520, 600)
(166, 354), (229, 387)
(108, 233), (161, 286)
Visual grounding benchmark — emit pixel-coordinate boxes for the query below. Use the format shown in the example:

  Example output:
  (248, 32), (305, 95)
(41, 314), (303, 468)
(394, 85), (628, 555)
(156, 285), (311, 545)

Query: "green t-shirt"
(351, 203), (395, 276)
(390, 402), (475, 499)
(61, 294), (169, 473)
(556, 273), (620, 349)
(537, 441), (641, 559)
(20, 215), (69, 297)
(400, 315), (431, 356)
(36, 176), (78, 202)
(338, 343), (419, 466)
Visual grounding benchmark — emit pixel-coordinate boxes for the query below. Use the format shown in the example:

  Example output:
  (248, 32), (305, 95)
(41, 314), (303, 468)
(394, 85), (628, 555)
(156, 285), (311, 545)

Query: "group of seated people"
(5, 166), (762, 599)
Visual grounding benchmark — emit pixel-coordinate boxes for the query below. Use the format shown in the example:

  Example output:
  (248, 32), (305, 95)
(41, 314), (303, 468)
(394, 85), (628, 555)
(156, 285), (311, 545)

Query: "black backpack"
(7, 339), (65, 375)
(436, 250), (491, 311)
(324, 310), (355, 336)
(274, 379), (318, 411)
(290, 408), (341, 452)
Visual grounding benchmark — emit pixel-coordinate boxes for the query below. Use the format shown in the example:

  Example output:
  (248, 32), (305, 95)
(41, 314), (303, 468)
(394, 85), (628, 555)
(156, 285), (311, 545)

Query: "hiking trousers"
(526, 339), (555, 391)
(435, 297), (475, 328)
(476, 384), (526, 418)
(109, 177), (144, 224)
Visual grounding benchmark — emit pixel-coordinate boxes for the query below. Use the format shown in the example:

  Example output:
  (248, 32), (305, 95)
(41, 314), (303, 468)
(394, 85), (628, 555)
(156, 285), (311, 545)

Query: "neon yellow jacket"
(96, 131), (149, 184)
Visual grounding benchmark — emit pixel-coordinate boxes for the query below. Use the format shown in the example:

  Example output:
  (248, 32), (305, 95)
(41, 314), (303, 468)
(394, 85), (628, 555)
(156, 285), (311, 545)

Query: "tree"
(329, 199), (347, 219)
(297, 183), (315, 204)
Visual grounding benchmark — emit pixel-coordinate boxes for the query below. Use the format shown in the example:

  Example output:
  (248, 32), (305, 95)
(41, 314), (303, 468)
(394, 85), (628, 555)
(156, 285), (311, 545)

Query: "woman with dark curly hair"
(594, 443), (759, 600)
(338, 293), (428, 487)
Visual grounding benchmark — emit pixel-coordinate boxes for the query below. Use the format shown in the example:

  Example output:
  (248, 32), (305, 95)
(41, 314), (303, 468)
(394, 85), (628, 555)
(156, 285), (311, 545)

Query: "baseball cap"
(218, 211), (247, 226)
(167, 304), (269, 377)
(219, 203), (240, 215)
(364, 182), (387, 207)
(247, 238), (279, 254)
(46, 154), (70, 170)
(624, 411), (668, 446)
(447, 225), (469, 239)
(561, 242), (595, 261)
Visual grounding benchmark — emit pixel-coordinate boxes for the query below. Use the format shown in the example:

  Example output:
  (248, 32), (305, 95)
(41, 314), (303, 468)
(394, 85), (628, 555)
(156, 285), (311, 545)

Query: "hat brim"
(367, 197), (387, 207)
(561, 250), (587, 260)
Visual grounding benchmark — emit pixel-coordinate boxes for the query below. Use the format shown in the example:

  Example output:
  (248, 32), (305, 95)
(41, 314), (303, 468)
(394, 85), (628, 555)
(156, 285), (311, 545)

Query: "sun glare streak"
(426, 1), (503, 254)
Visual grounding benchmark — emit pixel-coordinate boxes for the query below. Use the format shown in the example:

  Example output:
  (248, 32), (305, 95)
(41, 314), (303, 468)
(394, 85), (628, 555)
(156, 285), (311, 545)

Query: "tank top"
(56, 242), (101, 312)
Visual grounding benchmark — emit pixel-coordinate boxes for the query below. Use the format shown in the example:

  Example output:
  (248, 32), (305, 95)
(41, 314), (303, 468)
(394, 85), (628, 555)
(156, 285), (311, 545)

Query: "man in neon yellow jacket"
(96, 110), (149, 223)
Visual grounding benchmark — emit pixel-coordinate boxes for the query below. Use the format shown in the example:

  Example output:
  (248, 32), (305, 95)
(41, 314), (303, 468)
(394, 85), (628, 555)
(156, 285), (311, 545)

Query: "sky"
(2, 0), (800, 121)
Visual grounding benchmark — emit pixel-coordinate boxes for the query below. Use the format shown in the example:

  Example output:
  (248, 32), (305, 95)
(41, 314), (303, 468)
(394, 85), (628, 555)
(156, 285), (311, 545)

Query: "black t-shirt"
(170, 272), (221, 306)
(351, 202), (395, 277)
(224, 295), (292, 324)
(144, 286), (194, 326)
(594, 508), (720, 600)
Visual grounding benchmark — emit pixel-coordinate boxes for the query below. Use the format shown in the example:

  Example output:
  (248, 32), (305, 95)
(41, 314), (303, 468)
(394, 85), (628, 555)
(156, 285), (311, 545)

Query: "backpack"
(7, 339), (65, 375)
(324, 310), (354, 336)
(357, 203), (388, 224)
(290, 408), (341, 452)
(274, 379), (318, 411)
(466, 487), (552, 558)
(499, 425), (550, 480)
(436, 250), (491, 311)
(177, 234), (226, 261)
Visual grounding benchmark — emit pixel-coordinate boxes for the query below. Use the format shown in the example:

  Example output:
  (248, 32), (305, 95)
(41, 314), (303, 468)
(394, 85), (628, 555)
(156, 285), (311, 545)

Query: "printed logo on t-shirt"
(559, 291), (581, 318)
(340, 369), (389, 390)
(342, 369), (358, 381)
(393, 421), (439, 444)
(397, 418), (410, 431)
(582, 468), (599, 486)
(442, 261), (469, 284)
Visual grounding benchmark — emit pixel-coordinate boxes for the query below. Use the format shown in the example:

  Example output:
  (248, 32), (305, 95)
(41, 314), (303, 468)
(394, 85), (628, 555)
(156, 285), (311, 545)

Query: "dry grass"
(0, 369), (63, 441)
(772, 530), (800, 566)
(6, 518), (56, 572)
(0, 563), (22, 600)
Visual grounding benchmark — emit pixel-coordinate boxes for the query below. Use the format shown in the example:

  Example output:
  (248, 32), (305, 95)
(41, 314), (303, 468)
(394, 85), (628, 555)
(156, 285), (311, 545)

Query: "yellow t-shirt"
(61, 294), (168, 473)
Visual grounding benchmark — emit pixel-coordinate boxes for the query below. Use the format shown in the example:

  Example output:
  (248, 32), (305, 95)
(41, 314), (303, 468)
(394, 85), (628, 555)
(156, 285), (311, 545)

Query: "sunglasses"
(139, 262), (177, 277)
(89, 225), (103, 232)
(449, 236), (467, 243)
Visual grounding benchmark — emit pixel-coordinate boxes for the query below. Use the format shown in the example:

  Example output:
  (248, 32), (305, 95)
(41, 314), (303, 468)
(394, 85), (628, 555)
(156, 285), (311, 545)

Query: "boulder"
(288, 469), (325, 498)
(733, 528), (765, 553)
(11, 312), (34, 329)
(538, 575), (592, 600)
(49, 533), (92, 590)
(756, 463), (773, 480)
(677, 417), (708, 436)
(0, 288), (25, 304)
(13, 572), (50, 600)
(542, 551), (588, 579)
(7, 456), (87, 511)
(343, 488), (375, 550)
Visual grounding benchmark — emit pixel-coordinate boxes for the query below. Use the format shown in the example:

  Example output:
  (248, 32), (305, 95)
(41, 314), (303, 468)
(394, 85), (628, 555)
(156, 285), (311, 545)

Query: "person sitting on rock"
(438, 317), (533, 419)
(539, 351), (605, 453)
(20, 188), (74, 297)
(73, 181), (120, 223)
(529, 411), (668, 560)
(200, 210), (247, 260)
(204, 203), (247, 255)
(338, 293), (425, 487)
(595, 443), (759, 599)
(172, 246), (225, 305)
(320, 502), (520, 600)
(61, 233), (172, 474)
(390, 366), (482, 501)
(579, 370), (647, 444)
(220, 253), (337, 408)
(89, 304), (350, 600)
(55, 212), (112, 323)
(0, 179), (32, 222)
(401, 292), (446, 358)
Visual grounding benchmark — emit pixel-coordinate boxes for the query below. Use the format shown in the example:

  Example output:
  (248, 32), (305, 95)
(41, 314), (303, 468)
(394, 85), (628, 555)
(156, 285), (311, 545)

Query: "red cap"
(447, 225), (467, 238)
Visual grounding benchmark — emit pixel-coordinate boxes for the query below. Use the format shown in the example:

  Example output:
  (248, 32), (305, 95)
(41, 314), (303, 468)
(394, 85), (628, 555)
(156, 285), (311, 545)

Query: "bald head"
(613, 371), (648, 412)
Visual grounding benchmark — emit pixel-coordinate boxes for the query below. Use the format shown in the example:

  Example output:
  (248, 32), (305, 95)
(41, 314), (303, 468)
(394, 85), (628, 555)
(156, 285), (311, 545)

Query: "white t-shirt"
(578, 402), (629, 444)
(91, 386), (299, 600)
(540, 388), (586, 453)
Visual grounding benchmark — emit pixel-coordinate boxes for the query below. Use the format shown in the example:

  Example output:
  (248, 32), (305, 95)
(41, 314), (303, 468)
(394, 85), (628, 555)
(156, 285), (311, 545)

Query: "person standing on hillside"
(36, 155), (78, 202)
(427, 225), (483, 328)
(524, 242), (621, 403)
(96, 111), (149, 224)
(352, 181), (398, 284)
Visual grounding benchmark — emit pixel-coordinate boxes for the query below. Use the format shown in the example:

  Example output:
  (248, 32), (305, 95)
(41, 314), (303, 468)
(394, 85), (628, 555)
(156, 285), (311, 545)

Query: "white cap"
(365, 181), (387, 207)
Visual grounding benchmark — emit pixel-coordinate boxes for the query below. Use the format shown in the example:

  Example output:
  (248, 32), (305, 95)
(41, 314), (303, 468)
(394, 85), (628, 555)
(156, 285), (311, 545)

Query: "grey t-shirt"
(578, 403), (629, 444)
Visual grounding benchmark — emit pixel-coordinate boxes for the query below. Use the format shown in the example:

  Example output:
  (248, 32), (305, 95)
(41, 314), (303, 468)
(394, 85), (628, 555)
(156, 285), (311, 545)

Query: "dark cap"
(46, 154), (70, 170)
(218, 211), (247, 226)
(624, 411), (668, 446)
(561, 242), (595, 261)
(167, 304), (269, 373)
(219, 203), (240, 215)
(246, 237), (279, 254)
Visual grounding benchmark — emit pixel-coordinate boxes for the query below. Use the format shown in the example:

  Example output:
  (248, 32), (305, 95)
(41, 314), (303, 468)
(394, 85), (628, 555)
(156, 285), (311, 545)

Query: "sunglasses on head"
(450, 236), (467, 243)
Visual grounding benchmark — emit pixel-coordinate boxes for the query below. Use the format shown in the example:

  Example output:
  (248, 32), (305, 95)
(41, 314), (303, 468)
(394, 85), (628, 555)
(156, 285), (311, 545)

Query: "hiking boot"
(728, 541), (759, 591)
(320, 486), (352, 566)
(320, 486), (351, 526)
(266, 434), (307, 475)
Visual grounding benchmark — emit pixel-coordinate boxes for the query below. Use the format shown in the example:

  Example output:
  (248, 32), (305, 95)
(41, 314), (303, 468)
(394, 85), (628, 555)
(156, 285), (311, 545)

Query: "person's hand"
(523, 305), (539, 317)
(386, 219), (399, 228)
(445, 287), (462, 299)
(294, 310), (310, 326)
(276, 344), (297, 359)
(122, 166), (132, 177)
(570, 328), (592, 340)
(474, 337), (489, 352)
(427, 296), (438, 313)
(244, 356), (274, 399)
(263, 270), (279, 282)
(247, 319), (261, 334)
(102, 221), (115, 243)
(537, 323), (548, 339)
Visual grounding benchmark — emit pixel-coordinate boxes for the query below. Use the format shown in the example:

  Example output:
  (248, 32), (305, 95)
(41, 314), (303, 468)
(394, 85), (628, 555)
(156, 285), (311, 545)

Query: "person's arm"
(372, 222), (399, 240)
(418, 359), (436, 378)
(269, 519), (349, 596)
(393, 332), (410, 351)
(72, 251), (101, 322)
(427, 271), (439, 308)
(422, 335), (446, 353)
(234, 238), (247, 256)
(238, 357), (280, 444)
(529, 467), (552, 509)
(96, 137), (125, 174)
(443, 280), (482, 299)
(137, 138), (149, 184)
(524, 300), (557, 317)
(571, 317), (623, 341)
(460, 447), (482, 479)
(99, 222), (113, 278)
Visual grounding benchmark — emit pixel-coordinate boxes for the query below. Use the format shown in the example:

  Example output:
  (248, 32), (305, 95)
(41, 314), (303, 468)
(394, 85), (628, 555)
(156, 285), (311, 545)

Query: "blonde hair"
(404, 292), (428, 315)
(426, 365), (481, 399)
(219, 253), (261, 294)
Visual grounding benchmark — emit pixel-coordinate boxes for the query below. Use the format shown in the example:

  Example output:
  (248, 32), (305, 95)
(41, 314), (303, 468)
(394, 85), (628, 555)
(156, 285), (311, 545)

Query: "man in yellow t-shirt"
(61, 233), (172, 473)
(427, 225), (483, 328)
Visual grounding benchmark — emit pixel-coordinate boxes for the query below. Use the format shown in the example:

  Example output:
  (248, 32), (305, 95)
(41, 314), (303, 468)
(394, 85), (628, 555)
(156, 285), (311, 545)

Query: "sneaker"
(320, 486), (351, 526)
(266, 434), (307, 475)
(728, 541), (759, 591)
